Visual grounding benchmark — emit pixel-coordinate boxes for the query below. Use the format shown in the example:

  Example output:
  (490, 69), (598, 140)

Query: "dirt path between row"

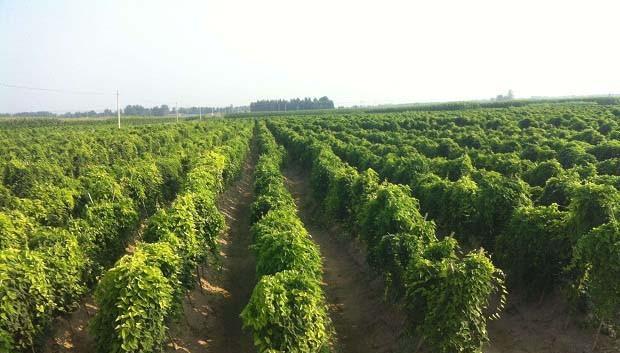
(283, 163), (410, 353)
(486, 291), (619, 353)
(166, 145), (257, 353)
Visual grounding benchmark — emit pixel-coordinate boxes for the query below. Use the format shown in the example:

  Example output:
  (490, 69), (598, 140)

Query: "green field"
(1, 104), (619, 353)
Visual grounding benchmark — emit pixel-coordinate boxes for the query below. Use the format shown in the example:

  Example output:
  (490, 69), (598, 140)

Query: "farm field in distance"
(0, 101), (619, 353)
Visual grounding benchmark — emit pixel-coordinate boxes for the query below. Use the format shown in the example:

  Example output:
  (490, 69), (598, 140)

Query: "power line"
(6, 107), (115, 114)
(0, 82), (112, 96)
(1, 82), (226, 108)
(2, 83), (231, 116)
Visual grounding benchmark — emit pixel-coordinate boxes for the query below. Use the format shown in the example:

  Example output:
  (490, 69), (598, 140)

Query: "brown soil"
(486, 291), (619, 353)
(283, 164), (411, 353)
(42, 298), (97, 353)
(165, 146), (257, 353)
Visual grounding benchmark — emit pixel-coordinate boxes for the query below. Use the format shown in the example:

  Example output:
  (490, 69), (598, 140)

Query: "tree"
(250, 97), (335, 112)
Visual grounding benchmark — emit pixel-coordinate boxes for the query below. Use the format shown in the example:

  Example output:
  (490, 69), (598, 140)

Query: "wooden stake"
(591, 320), (604, 353)
(196, 266), (204, 294)
(414, 336), (425, 353)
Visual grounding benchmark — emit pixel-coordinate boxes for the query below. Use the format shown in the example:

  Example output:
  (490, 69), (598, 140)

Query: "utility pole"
(211, 107), (214, 117)
(176, 102), (179, 122)
(199, 106), (202, 121)
(116, 90), (120, 129)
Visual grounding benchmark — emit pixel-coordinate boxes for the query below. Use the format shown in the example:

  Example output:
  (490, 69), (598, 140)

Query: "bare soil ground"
(486, 291), (619, 353)
(42, 298), (97, 353)
(283, 164), (411, 353)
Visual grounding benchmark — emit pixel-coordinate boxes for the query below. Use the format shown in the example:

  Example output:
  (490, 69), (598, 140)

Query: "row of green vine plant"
(268, 121), (507, 353)
(89, 128), (251, 353)
(240, 122), (331, 353)
(0, 121), (246, 352)
(276, 115), (620, 337)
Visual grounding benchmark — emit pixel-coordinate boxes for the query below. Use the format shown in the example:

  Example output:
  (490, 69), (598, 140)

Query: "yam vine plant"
(90, 246), (177, 353)
(268, 121), (506, 353)
(0, 119), (251, 353)
(405, 241), (506, 353)
(568, 182), (620, 238)
(572, 221), (620, 338)
(241, 123), (331, 353)
(267, 102), (620, 331)
(495, 205), (570, 296)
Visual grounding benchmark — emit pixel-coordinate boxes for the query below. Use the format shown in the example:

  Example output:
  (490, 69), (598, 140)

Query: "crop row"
(0, 121), (251, 352)
(272, 108), (620, 328)
(90, 128), (251, 353)
(240, 123), (331, 353)
(268, 121), (506, 353)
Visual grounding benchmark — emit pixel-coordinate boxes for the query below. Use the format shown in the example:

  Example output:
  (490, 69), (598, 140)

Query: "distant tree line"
(0, 110), (113, 118)
(250, 96), (334, 112)
(124, 104), (249, 115)
(0, 111), (58, 118)
(178, 105), (249, 115)
(0, 104), (250, 118)
(123, 104), (171, 116)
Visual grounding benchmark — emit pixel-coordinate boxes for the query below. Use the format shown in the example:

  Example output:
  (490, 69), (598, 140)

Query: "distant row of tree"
(177, 105), (249, 115)
(0, 104), (250, 118)
(123, 104), (171, 116)
(250, 96), (334, 112)
(123, 104), (248, 116)
(0, 110), (112, 118)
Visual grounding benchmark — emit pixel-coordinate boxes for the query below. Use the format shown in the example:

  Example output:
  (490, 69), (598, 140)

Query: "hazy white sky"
(1, 0), (619, 113)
